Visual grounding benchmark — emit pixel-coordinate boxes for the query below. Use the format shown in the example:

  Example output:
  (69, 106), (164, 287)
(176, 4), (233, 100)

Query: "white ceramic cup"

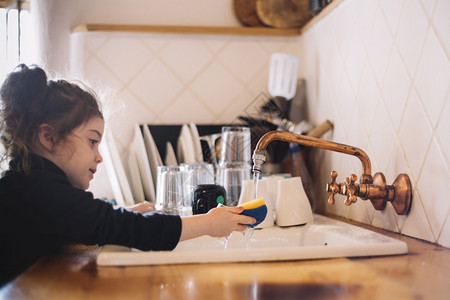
(261, 175), (285, 218)
(275, 177), (313, 227)
(238, 179), (274, 228)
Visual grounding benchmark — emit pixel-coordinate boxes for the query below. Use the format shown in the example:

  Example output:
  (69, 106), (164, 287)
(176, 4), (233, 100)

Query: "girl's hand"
(126, 202), (156, 214)
(205, 206), (255, 237)
(180, 206), (256, 241)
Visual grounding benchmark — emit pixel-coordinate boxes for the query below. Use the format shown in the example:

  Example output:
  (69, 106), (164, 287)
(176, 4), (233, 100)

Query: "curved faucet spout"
(252, 130), (413, 215)
(254, 131), (372, 183)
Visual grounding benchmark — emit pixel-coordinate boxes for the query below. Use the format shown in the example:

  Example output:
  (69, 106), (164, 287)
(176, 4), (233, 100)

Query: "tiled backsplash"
(70, 32), (301, 206)
(72, 0), (449, 247)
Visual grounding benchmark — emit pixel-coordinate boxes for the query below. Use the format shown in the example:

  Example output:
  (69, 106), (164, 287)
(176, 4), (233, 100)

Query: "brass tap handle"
(344, 174), (358, 206)
(326, 171), (339, 205)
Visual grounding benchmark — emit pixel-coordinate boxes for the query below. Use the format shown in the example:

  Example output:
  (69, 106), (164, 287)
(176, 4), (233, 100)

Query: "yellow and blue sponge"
(239, 198), (267, 228)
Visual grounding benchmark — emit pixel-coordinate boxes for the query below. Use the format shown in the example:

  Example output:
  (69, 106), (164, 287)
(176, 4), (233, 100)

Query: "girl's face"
(53, 116), (104, 190)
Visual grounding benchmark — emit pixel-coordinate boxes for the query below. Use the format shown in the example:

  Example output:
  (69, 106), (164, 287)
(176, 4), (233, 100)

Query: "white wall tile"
(190, 61), (244, 115)
(381, 44), (411, 131)
(398, 87), (432, 182)
(401, 190), (435, 242)
(417, 139), (450, 240)
(379, 0), (404, 35)
(158, 38), (214, 84)
(368, 102), (396, 172)
(158, 90), (214, 124)
(356, 62), (380, 134)
(353, 0), (378, 48)
(367, 7), (394, 86)
(395, 0), (429, 76)
(437, 209), (450, 248)
(371, 202), (400, 232)
(432, 0), (450, 56)
(414, 29), (450, 127)
(84, 56), (124, 92)
(128, 59), (185, 115)
(218, 39), (268, 84)
(420, 0), (437, 18)
(344, 27), (367, 94)
(96, 37), (153, 84)
(436, 92), (450, 165)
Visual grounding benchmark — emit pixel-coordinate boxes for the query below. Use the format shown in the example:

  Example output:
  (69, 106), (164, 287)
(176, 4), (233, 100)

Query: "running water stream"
(224, 171), (260, 249)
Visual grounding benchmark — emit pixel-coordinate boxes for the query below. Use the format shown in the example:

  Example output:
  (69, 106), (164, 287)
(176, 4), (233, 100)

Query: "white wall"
(298, 0), (450, 247)
(31, 0), (241, 72)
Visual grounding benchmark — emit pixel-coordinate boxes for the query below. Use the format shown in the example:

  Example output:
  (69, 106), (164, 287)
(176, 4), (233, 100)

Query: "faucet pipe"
(253, 131), (373, 184)
(252, 130), (412, 215)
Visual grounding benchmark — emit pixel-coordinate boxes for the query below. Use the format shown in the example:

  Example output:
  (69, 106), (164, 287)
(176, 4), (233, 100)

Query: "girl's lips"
(90, 169), (96, 175)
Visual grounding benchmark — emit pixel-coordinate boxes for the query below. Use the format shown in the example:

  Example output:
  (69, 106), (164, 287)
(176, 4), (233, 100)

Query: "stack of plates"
(102, 123), (206, 207)
(177, 123), (203, 164)
(132, 125), (156, 203)
(100, 131), (135, 207)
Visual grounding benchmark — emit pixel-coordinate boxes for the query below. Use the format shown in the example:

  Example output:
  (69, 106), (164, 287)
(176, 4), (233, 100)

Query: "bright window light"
(0, 6), (33, 83)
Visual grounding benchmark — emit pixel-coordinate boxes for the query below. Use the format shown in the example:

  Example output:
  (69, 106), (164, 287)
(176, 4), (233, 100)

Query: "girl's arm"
(179, 206), (255, 241)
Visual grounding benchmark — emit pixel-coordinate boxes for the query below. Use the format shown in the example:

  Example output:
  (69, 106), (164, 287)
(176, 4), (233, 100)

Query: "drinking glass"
(180, 163), (215, 215)
(216, 163), (251, 207)
(218, 126), (251, 165)
(155, 166), (184, 215)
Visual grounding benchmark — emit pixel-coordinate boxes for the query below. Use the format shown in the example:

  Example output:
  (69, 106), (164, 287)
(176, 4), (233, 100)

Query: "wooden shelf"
(71, 24), (302, 36)
(71, 1), (343, 37)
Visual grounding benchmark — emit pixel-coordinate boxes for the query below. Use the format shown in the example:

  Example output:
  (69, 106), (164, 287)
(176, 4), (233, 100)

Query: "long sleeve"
(0, 155), (181, 285)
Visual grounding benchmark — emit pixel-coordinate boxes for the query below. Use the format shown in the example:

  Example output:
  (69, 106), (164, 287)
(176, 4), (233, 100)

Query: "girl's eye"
(89, 139), (99, 147)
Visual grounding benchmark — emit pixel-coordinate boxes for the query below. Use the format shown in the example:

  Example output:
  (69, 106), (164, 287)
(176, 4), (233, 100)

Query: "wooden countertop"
(1, 216), (449, 299)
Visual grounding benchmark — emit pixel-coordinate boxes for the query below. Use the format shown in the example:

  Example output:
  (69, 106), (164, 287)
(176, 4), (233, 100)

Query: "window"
(1, 0), (32, 82)
(0, 1), (32, 170)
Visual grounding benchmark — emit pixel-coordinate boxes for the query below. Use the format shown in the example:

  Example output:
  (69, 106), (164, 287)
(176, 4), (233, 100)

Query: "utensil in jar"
(268, 52), (300, 101)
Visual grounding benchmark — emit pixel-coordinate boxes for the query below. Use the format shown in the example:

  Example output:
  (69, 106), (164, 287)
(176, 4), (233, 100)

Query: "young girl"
(0, 64), (255, 285)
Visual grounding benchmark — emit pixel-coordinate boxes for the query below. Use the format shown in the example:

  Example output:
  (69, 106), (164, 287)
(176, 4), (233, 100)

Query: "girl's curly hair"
(0, 64), (103, 173)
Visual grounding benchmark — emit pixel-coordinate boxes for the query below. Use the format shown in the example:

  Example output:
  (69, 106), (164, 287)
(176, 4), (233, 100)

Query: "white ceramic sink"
(96, 214), (407, 266)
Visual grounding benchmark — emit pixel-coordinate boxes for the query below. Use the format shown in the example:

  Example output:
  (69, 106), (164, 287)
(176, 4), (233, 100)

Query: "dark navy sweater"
(0, 155), (181, 286)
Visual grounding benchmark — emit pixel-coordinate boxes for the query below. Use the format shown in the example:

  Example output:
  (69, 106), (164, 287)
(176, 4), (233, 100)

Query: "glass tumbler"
(216, 163), (251, 207)
(155, 166), (184, 215)
(180, 163), (215, 215)
(218, 126), (251, 165)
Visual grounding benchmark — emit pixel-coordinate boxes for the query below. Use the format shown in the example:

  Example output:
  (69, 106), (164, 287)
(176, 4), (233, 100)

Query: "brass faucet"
(252, 131), (412, 215)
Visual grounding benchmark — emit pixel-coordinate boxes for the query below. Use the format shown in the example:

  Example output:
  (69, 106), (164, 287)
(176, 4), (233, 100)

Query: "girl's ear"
(37, 124), (56, 152)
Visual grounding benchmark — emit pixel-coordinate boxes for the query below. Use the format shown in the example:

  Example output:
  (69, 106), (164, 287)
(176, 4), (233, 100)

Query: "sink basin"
(96, 214), (407, 266)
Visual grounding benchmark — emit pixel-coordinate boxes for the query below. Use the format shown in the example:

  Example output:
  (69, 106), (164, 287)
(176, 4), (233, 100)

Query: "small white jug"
(276, 177), (313, 227)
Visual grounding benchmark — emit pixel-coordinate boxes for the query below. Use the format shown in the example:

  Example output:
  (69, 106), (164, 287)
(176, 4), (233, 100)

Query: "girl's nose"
(96, 151), (103, 163)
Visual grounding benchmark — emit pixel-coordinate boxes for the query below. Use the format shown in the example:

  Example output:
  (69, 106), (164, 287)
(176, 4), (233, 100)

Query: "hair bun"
(0, 64), (48, 109)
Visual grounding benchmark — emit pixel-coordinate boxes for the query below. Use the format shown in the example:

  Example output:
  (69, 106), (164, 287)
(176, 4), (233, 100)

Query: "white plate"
(178, 124), (196, 164)
(126, 144), (145, 203)
(133, 125), (156, 203)
(176, 134), (184, 163)
(165, 141), (178, 166)
(188, 122), (203, 162)
(103, 131), (134, 206)
(142, 124), (163, 188)
(99, 139), (126, 207)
